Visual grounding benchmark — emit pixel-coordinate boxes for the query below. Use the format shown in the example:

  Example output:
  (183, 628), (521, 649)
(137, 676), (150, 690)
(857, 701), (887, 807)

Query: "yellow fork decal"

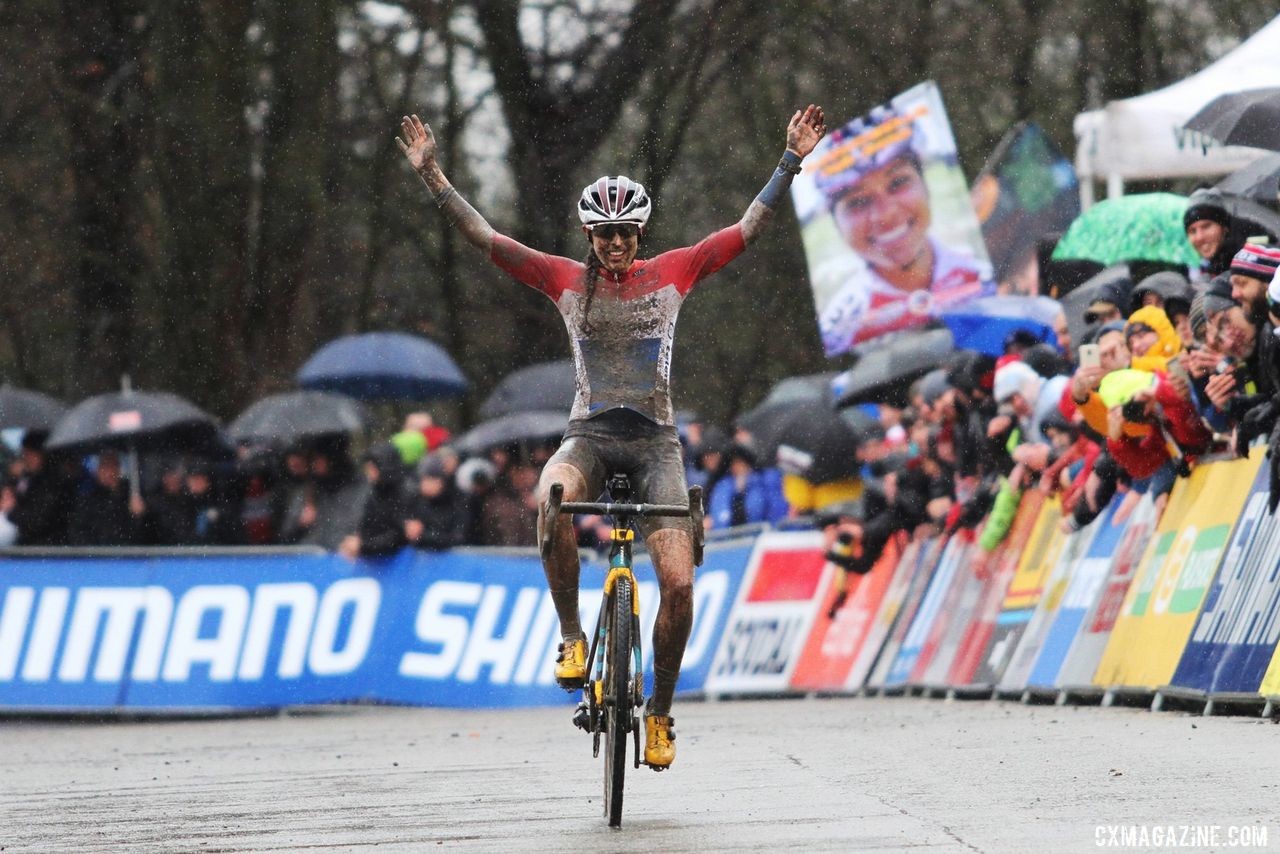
(603, 566), (641, 616)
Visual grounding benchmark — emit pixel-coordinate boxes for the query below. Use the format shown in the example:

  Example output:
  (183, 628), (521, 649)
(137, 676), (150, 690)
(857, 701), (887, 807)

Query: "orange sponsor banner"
(790, 536), (905, 691)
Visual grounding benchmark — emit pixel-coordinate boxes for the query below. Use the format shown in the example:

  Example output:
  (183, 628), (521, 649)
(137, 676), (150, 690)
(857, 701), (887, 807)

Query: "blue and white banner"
(0, 538), (756, 711)
(1171, 462), (1280, 694)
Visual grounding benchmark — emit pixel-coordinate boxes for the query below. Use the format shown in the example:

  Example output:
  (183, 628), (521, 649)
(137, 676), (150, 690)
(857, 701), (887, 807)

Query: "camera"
(1215, 357), (1236, 375)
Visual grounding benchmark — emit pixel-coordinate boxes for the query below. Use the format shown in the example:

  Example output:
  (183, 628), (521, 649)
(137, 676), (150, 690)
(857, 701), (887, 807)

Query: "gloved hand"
(1236, 399), (1278, 457)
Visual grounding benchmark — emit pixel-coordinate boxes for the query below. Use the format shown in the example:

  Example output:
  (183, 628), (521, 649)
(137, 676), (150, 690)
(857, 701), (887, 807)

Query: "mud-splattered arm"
(740, 104), (827, 245)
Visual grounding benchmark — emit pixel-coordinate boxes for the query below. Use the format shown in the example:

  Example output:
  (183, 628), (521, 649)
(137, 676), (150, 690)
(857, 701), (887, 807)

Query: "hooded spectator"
(278, 437), (369, 550)
(340, 442), (410, 559)
(406, 452), (468, 550)
(168, 460), (245, 547)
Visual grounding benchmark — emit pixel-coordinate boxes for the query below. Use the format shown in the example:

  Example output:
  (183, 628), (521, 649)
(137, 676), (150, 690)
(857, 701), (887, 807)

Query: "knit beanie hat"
(1231, 243), (1280, 282)
(1184, 190), (1232, 231)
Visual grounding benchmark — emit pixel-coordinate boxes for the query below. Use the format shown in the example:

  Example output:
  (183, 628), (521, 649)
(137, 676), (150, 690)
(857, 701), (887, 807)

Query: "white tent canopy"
(1074, 14), (1280, 202)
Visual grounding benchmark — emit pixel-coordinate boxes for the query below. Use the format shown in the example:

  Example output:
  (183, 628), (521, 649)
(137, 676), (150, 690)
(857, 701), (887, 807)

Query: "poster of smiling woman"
(792, 82), (995, 357)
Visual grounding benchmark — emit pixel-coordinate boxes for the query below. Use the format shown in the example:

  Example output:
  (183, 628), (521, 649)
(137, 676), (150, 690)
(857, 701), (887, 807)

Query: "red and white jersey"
(819, 238), (993, 354)
(491, 225), (746, 426)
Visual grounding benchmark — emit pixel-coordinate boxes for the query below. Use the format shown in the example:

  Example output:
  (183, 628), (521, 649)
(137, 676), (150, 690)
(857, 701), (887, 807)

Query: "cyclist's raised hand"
(397, 114), (438, 173)
(786, 104), (827, 159)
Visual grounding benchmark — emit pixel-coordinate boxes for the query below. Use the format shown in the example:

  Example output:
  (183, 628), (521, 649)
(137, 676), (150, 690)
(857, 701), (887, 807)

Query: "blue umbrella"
(296, 332), (468, 401)
(938, 295), (1060, 357)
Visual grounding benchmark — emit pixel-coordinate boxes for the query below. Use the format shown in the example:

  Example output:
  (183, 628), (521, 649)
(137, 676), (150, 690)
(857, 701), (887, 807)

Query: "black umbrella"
(229, 391), (367, 446)
(832, 328), (954, 408)
(0, 386), (68, 431)
(757, 372), (839, 408)
(1216, 152), (1280, 202)
(297, 332), (468, 401)
(1184, 87), (1280, 151)
(736, 399), (861, 484)
(454, 410), (569, 454)
(1058, 264), (1133, 352)
(479, 359), (576, 419)
(47, 391), (224, 456)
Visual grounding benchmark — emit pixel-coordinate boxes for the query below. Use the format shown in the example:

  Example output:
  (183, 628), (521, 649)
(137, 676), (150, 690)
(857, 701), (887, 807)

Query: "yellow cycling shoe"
(644, 713), (676, 770)
(554, 636), (587, 689)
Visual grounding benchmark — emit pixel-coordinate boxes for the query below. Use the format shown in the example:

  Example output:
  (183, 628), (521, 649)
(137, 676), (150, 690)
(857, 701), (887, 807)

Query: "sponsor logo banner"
(869, 537), (945, 689)
(790, 536), (904, 692)
(1176, 461), (1280, 694)
(1053, 493), (1157, 688)
(706, 532), (829, 694)
(0, 539), (755, 711)
(1093, 452), (1262, 690)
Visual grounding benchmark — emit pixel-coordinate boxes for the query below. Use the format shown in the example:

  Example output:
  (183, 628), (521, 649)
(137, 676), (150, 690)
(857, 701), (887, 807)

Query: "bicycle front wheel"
(603, 576), (633, 828)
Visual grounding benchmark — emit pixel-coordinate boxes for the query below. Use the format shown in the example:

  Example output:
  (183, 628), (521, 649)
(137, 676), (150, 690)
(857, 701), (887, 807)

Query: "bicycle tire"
(603, 576), (633, 828)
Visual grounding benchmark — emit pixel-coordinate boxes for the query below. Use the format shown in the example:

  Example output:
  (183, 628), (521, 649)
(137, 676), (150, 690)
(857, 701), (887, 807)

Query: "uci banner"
(0, 538), (757, 712)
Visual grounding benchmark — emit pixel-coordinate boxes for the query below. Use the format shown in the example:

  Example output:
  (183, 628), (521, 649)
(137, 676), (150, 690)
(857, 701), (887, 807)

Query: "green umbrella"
(1051, 193), (1199, 267)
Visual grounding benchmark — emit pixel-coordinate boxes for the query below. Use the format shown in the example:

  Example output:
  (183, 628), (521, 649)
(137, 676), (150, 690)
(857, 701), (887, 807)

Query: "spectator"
(168, 460), (245, 547)
(6, 430), (73, 546)
(1098, 369), (1212, 480)
(278, 438), (369, 550)
(340, 443), (410, 559)
(478, 456), (538, 547)
(1184, 189), (1243, 281)
(406, 453), (468, 550)
(67, 451), (147, 546)
(706, 442), (788, 529)
(146, 457), (190, 545)
(1082, 277), (1132, 327)
(456, 457), (497, 545)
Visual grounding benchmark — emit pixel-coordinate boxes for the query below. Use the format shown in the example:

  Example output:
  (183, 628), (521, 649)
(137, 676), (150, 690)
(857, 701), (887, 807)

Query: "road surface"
(2, 695), (1275, 852)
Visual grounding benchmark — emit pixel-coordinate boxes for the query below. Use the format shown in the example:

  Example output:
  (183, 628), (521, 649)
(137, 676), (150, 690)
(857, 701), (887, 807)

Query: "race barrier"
(0, 537), (758, 712)
(4, 451), (1280, 715)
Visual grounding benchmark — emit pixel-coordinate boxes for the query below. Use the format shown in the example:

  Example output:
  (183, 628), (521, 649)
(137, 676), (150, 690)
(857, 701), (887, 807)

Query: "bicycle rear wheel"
(603, 576), (633, 828)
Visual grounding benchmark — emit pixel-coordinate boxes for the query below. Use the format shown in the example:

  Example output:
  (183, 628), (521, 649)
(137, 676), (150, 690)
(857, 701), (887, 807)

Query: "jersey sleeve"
(490, 233), (583, 301)
(652, 224), (747, 296)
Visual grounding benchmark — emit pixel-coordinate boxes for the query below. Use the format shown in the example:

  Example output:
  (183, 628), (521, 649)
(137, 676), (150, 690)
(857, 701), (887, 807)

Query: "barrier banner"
(1052, 493), (1157, 689)
(790, 535), (904, 692)
(844, 538), (925, 690)
(1174, 460), (1280, 694)
(0, 538), (757, 711)
(997, 511), (1098, 694)
(705, 531), (829, 695)
(960, 492), (1054, 687)
(1093, 452), (1262, 691)
(914, 534), (986, 687)
(868, 536), (945, 690)
(884, 534), (969, 686)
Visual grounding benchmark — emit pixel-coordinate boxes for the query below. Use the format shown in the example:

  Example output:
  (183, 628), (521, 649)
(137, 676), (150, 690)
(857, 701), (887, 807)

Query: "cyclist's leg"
(536, 437), (604, 641)
(643, 526), (694, 715)
(632, 429), (695, 717)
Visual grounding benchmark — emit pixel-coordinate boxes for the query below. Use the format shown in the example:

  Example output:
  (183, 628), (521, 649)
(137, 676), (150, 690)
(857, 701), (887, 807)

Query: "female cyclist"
(397, 104), (825, 768)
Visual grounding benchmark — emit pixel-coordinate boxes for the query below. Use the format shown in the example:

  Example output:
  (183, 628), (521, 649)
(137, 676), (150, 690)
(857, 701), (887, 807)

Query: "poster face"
(792, 81), (995, 356)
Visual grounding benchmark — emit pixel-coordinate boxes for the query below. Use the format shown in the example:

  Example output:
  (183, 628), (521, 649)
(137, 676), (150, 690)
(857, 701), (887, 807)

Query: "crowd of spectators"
(810, 187), (1280, 598)
(4, 191), (1280, 567)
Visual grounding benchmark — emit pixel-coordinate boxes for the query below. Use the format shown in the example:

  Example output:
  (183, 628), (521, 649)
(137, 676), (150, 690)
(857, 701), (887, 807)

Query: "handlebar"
(558, 501), (691, 517)
(540, 482), (705, 566)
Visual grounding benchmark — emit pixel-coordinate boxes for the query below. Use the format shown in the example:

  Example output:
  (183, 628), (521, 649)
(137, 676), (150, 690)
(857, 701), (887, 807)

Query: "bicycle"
(541, 473), (704, 828)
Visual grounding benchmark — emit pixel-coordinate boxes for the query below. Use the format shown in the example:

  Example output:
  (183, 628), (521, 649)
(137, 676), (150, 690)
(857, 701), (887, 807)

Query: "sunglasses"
(591, 223), (640, 241)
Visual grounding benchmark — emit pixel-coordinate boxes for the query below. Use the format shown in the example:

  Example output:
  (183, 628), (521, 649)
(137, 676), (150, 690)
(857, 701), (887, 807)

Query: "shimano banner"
(0, 538), (756, 712)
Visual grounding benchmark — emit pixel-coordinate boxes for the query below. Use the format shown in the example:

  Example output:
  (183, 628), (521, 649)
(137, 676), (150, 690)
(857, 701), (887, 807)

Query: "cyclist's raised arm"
(739, 104), (826, 245)
(397, 114), (495, 252)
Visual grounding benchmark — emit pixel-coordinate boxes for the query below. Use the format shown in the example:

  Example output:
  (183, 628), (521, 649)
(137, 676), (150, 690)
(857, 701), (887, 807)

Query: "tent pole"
(1106, 173), (1124, 199)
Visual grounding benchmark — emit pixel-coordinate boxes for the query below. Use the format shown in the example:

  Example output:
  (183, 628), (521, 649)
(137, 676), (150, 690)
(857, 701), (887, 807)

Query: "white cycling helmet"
(577, 175), (652, 228)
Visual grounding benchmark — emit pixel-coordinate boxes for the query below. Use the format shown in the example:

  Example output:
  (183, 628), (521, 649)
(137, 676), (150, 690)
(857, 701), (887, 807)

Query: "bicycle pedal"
(572, 701), (591, 732)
